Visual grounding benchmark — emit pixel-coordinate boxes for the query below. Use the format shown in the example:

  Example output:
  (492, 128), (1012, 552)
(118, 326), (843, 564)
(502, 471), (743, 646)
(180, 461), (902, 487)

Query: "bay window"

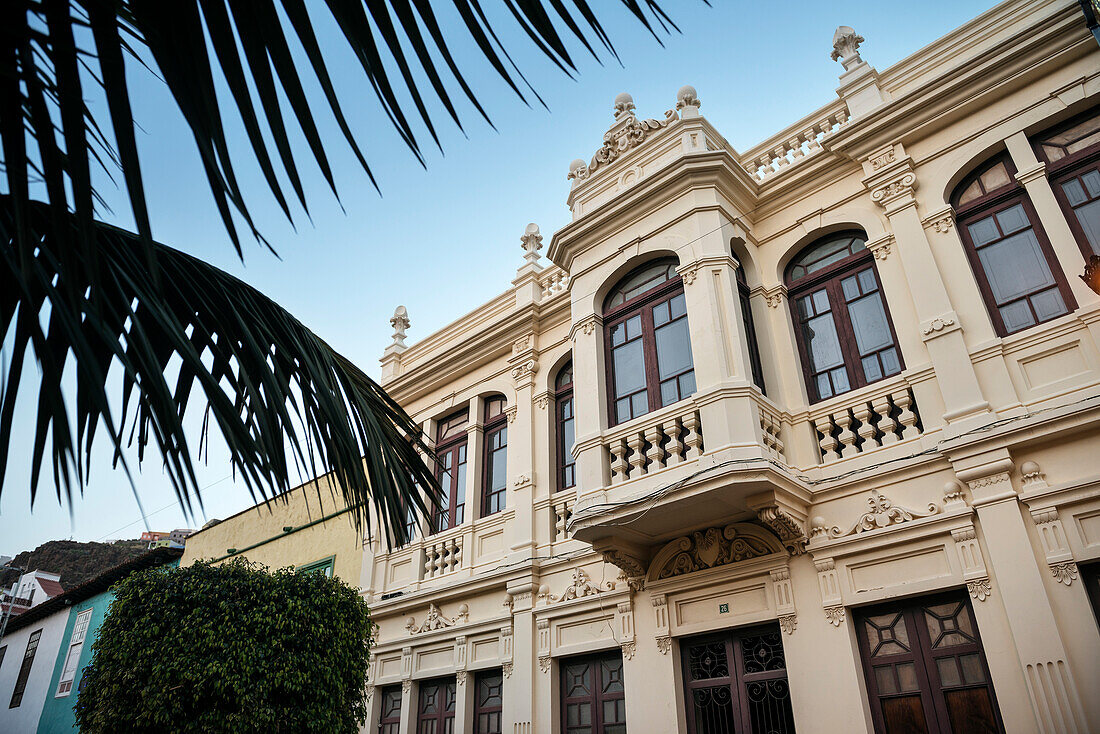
(1033, 106), (1100, 258)
(433, 409), (468, 533)
(604, 258), (695, 426)
(482, 396), (508, 516)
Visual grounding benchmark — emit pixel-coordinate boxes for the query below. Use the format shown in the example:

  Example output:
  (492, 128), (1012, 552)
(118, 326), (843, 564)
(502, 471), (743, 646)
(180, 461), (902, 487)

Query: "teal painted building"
(19, 549), (182, 733)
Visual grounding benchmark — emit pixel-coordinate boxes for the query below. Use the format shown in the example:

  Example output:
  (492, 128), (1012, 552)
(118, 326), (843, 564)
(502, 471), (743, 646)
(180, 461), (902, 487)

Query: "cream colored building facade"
(361, 1), (1100, 732)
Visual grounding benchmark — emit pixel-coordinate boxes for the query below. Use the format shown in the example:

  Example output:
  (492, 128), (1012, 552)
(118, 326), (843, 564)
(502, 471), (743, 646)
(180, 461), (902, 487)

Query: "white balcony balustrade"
(810, 382), (921, 464)
(606, 404), (703, 485)
(423, 535), (462, 579)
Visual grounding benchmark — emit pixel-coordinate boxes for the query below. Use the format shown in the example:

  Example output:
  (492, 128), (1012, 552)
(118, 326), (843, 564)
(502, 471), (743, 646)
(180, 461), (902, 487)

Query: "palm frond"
(0, 197), (438, 546)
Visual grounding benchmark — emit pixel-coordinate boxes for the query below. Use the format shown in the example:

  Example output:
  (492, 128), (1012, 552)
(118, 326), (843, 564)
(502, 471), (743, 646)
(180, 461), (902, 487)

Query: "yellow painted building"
(180, 478), (364, 585)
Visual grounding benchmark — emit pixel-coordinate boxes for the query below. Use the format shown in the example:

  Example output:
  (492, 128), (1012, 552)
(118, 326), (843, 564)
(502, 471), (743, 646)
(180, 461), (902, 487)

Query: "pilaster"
(622, 590), (679, 732)
(504, 578), (537, 733)
(864, 148), (992, 432)
(570, 312), (609, 500)
(507, 337), (539, 558)
(955, 453), (1090, 734)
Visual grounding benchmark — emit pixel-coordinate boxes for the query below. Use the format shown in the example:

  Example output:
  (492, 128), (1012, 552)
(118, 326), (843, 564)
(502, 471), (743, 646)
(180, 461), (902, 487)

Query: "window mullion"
(826, 278), (867, 390)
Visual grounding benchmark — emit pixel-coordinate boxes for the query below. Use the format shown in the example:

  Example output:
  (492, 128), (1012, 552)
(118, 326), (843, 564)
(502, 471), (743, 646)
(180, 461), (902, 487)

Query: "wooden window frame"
(555, 362), (576, 492)
(474, 669), (504, 734)
(481, 397), (508, 517)
(298, 555), (335, 578)
(56, 607), (93, 697)
(9, 628), (42, 708)
(786, 232), (904, 404)
(378, 684), (403, 734)
(433, 409), (469, 534)
(603, 262), (694, 428)
(416, 676), (457, 733)
(735, 266), (767, 394)
(559, 650), (626, 734)
(953, 155), (1076, 337)
(1033, 107), (1100, 260)
(855, 590), (1005, 734)
(681, 623), (794, 734)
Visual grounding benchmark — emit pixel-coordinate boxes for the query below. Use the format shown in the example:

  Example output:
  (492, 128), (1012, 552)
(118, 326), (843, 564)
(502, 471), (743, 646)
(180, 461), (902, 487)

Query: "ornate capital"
(967, 578), (993, 602)
(824, 605), (846, 627)
(1051, 561), (1078, 586)
(655, 636), (672, 655)
(870, 171), (917, 208)
(676, 262), (700, 286)
(510, 359), (539, 385)
(778, 614), (798, 635)
(538, 655), (552, 674)
(505, 405), (518, 423)
(831, 26), (865, 67)
(621, 642), (637, 661)
(762, 285), (786, 309)
(865, 234), (893, 261)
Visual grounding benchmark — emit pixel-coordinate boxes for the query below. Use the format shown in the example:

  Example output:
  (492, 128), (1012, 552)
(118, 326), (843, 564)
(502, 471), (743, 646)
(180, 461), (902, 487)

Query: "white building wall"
(0, 610), (69, 734)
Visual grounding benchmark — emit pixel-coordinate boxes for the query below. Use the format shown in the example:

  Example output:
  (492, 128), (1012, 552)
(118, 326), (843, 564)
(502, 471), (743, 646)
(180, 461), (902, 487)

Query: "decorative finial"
(613, 92), (635, 118)
(568, 158), (587, 182)
(521, 223), (543, 265)
(676, 85), (700, 110)
(390, 305), (410, 349)
(831, 26), (865, 70)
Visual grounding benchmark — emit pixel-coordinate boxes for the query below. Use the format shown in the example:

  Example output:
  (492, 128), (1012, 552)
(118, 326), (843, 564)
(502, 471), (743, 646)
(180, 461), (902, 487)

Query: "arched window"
(433, 409), (468, 532)
(952, 155), (1074, 336)
(1033, 106), (1100, 258)
(603, 258), (695, 426)
(786, 231), (902, 403)
(554, 362), (576, 492)
(481, 396), (508, 516)
(735, 262), (766, 393)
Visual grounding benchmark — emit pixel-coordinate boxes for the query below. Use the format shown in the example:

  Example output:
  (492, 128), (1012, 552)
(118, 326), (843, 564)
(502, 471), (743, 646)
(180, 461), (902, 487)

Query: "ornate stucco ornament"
(545, 568), (615, 604)
(404, 602), (469, 635)
(568, 92), (678, 182)
(828, 490), (939, 538)
(653, 524), (776, 580)
(831, 26), (865, 67)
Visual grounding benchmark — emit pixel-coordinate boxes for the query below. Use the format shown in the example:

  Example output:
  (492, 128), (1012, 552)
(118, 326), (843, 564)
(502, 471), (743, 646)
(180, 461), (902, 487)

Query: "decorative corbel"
(1030, 503), (1076, 586)
(951, 525), (992, 602)
(653, 593), (671, 654)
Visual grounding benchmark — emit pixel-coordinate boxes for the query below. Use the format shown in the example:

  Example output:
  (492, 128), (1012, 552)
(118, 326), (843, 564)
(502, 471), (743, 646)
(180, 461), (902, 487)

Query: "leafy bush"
(75, 559), (372, 733)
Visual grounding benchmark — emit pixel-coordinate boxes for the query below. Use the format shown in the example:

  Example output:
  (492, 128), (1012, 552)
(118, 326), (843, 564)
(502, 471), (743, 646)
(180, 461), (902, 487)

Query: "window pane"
(490, 445), (507, 491)
(1063, 178), (1088, 206)
(979, 162), (1011, 192)
(937, 658), (962, 687)
(625, 315), (642, 340)
(1072, 198), (1100, 255)
(612, 340), (646, 396)
(678, 372), (696, 399)
(804, 313), (845, 372)
(670, 293), (687, 318)
(848, 292), (894, 356)
(1032, 287), (1068, 321)
(858, 269), (876, 293)
(812, 289), (830, 313)
(875, 667), (897, 694)
(881, 348), (901, 376)
(977, 229), (1056, 303)
(631, 393), (647, 417)
(655, 320), (693, 380)
(616, 399), (631, 424)
(968, 215), (1000, 247)
(1084, 169), (1100, 197)
(831, 367), (850, 394)
(652, 301), (669, 327)
(959, 653), (986, 684)
(999, 300), (1036, 333)
(862, 355), (883, 382)
(610, 323), (625, 347)
(660, 379), (678, 406)
(896, 662), (919, 693)
(816, 374), (833, 399)
(841, 275), (860, 301)
(995, 203), (1030, 234)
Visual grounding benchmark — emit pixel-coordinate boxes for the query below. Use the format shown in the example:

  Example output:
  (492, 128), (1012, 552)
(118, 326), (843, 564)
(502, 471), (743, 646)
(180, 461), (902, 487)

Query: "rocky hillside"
(1, 539), (150, 591)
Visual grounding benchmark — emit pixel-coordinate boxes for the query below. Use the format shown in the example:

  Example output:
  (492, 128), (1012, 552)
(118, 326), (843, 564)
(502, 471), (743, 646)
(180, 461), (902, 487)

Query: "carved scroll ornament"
(828, 490), (938, 538)
(651, 523), (780, 580)
(405, 602), (469, 635)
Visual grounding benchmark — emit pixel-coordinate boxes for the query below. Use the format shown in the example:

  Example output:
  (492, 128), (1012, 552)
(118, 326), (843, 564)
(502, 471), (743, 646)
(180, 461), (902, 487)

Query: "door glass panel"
(690, 687), (737, 732)
(923, 602), (976, 648)
(896, 662), (920, 693)
(937, 657), (962, 687)
(875, 666), (897, 694)
(745, 679), (796, 734)
(959, 653), (986, 684)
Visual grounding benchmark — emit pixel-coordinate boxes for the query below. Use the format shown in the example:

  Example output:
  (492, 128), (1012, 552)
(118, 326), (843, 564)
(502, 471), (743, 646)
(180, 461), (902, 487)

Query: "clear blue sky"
(0, 0), (996, 558)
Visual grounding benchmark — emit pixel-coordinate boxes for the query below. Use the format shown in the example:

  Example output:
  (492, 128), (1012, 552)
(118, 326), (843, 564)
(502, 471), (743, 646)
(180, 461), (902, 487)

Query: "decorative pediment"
(404, 602), (469, 635)
(648, 523), (785, 581)
(568, 93), (678, 183)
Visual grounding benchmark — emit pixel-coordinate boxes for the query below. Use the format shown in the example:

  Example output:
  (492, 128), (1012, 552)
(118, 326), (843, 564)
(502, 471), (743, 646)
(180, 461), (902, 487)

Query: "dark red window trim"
(855, 590), (1004, 734)
(681, 623), (795, 734)
(559, 650), (626, 734)
(785, 231), (904, 404)
(1082, 562), (1100, 632)
(603, 260), (694, 427)
(482, 397), (508, 517)
(416, 677), (457, 732)
(952, 155), (1076, 337)
(1032, 106), (1100, 260)
(735, 266), (767, 394)
(474, 669), (504, 734)
(377, 684), (402, 734)
(555, 362), (575, 492)
(9, 628), (41, 708)
(433, 409), (468, 534)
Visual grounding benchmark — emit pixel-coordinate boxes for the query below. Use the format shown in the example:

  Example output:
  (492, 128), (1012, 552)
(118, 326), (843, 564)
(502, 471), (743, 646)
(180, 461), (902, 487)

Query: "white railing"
(607, 405), (703, 484)
(740, 102), (850, 182)
(811, 384), (921, 464)
(540, 268), (569, 299)
(757, 402), (786, 463)
(423, 535), (462, 579)
(551, 495), (575, 542)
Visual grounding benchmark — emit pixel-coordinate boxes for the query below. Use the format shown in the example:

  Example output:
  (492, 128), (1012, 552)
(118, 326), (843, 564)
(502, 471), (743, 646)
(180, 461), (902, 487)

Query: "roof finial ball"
(521, 222), (543, 265)
(831, 26), (865, 71)
(676, 85), (701, 118)
(613, 92), (635, 118)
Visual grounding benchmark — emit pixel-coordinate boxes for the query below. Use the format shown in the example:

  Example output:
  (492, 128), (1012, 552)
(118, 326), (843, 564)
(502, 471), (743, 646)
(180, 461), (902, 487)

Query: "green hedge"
(75, 558), (373, 733)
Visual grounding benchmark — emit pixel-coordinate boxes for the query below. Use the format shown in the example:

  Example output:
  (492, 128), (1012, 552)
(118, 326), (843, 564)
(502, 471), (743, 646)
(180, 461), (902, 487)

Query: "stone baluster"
(893, 390), (919, 439)
(644, 425), (666, 472)
(836, 411), (859, 458)
(664, 420), (683, 466)
(682, 412), (703, 459)
(814, 416), (840, 462)
(872, 395), (898, 444)
(854, 403), (877, 450)
(610, 439), (628, 484)
(627, 433), (647, 477)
